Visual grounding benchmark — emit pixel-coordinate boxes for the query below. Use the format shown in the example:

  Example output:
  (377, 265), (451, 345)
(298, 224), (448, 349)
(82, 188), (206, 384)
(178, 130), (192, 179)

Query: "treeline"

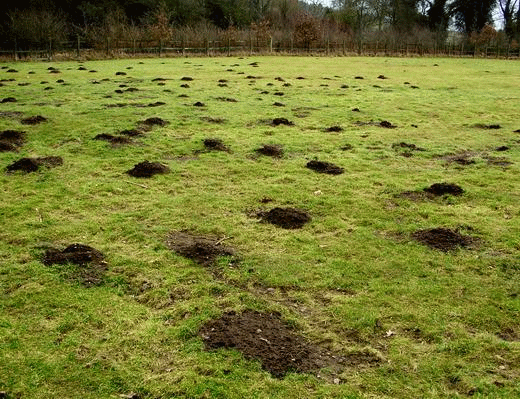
(1, 0), (519, 54)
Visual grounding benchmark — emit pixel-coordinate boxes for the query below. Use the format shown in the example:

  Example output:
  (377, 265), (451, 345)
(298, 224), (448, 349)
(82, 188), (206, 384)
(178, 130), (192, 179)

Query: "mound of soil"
(93, 133), (132, 146)
(325, 126), (343, 132)
(392, 142), (425, 151)
(200, 117), (226, 124)
(0, 142), (17, 152)
(1, 97), (16, 103)
(6, 156), (62, 173)
(411, 228), (476, 252)
(181, 76), (193, 81)
(126, 161), (170, 178)
(203, 138), (230, 152)
(255, 144), (283, 158)
(474, 123), (501, 129)
(165, 231), (235, 266)
(485, 156), (512, 167)
(0, 130), (25, 148)
(273, 102), (285, 107)
(259, 207), (311, 229)
(21, 115), (47, 125)
(193, 101), (205, 107)
(200, 310), (345, 378)
(42, 243), (107, 286)
(424, 183), (464, 196)
(306, 160), (344, 175)
(379, 120), (396, 128)
(272, 118), (294, 126)
(440, 152), (476, 165)
(139, 117), (168, 130)
(119, 129), (144, 137)
(495, 146), (509, 151)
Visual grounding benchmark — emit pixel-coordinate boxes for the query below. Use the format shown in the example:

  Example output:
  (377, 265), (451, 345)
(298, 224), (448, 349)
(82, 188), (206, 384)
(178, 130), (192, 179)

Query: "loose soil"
(411, 228), (477, 252)
(42, 243), (107, 286)
(6, 156), (63, 173)
(272, 118), (294, 126)
(21, 115), (47, 125)
(93, 133), (132, 146)
(165, 231), (235, 266)
(126, 161), (170, 178)
(258, 207), (311, 229)
(439, 152), (476, 165)
(139, 117), (168, 128)
(424, 183), (464, 196)
(1, 97), (16, 103)
(200, 310), (348, 378)
(0, 130), (25, 149)
(255, 144), (284, 158)
(200, 117), (226, 124)
(392, 142), (426, 152)
(306, 160), (344, 175)
(203, 138), (230, 152)
(325, 126), (343, 132)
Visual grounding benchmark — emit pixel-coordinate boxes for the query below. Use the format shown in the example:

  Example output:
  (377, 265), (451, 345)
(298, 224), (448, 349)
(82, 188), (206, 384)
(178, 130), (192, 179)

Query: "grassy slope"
(0, 56), (519, 398)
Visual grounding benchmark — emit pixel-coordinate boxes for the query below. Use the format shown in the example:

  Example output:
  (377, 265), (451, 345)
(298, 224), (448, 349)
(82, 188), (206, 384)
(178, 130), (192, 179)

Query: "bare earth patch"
(202, 138), (231, 152)
(126, 161), (170, 178)
(42, 243), (107, 286)
(412, 228), (478, 252)
(258, 207), (311, 229)
(165, 231), (235, 266)
(200, 310), (353, 378)
(6, 156), (63, 173)
(21, 115), (47, 125)
(306, 160), (344, 175)
(255, 144), (284, 158)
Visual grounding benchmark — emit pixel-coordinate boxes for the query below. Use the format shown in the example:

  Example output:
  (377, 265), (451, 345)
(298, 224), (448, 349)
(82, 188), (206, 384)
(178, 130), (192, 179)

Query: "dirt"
(424, 183), (464, 196)
(42, 243), (107, 286)
(272, 118), (294, 126)
(484, 156), (512, 167)
(379, 120), (396, 128)
(193, 101), (205, 107)
(497, 327), (520, 342)
(181, 76), (193, 81)
(411, 228), (477, 252)
(306, 160), (344, 175)
(255, 144), (284, 158)
(119, 129), (144, 137)
(495, 146), (509, 151)
(0, 130), (25, 150)
(165, 231), (235, 266)
(1, 97), (16, 103)
(6, 156), (62, 173)
(203, 138), (230, 152)
(126, 161), (170, 178)
(138, 117), (168, 131)
(273, 102), (285, 107)
(439, 152), (476, 165)
(325, 126), (343, 132)
(200, 117), (226, 124)
(392, 142), (426, 152)
(200, 310), (346, 378)
(93, 133), (132, 146)
(21, 115), (47, 125)
(341, 144), (353, 151)
(258, 207), (311, 229)
(474, 123), (501, 129)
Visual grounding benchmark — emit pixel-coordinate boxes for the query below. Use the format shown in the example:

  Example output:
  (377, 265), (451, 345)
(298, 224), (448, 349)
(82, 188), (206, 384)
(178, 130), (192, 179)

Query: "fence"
(1, 37), (519, 60)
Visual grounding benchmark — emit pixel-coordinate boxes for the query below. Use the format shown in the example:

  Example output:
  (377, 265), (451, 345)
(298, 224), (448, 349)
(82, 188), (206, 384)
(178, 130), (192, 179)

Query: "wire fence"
(1, 38), (519, 60)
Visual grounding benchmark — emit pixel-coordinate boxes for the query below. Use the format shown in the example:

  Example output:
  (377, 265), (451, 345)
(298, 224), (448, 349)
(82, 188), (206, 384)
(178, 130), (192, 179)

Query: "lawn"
(0, 55), (519, 399)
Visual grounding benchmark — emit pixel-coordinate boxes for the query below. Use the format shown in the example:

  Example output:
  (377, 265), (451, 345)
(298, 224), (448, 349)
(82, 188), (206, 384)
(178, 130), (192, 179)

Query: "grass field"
(0, 55), (519, 399)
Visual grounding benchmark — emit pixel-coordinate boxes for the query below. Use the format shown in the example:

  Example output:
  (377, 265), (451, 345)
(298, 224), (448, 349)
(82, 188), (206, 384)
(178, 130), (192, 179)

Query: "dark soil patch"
(259, 207), (311, 229)
(474, 123), (501, 129)
(325, 126), (343, 132)
(497, 327), (520, 342)
(377, 75), (388, 79)
(411, 228), (477, 252)
(181, 76), (193, 81)
(0, 142), (17, 152)
(216, 97), (237, 103)
(165, 231), (235, 266)
(0, 130), (25, 147)
(93, 133), (132, 146)
(42, 243), (107, 286)
(6, 156), (62, 173)
(139, 117), (168, 129)
(125, 88), (139, 92)
(1, 97), (16, 103)
(273, 92), (284, 96)
(200, 310), (347, 378)
(392, 142), (425, 151)
(424, 183), (464, 196)
(495, 146), (509, 151)
(273, 102), (285, 107)
(272, 118), (294, 126)
(193, 101), (205, 107)
(147, 102), (165, 107)
(379, 120), (396, 128)
(255, 144), (283, 158)
(439, 152), (476, 165)
(180, 84), (190, 88)
(341, 144), (353, 151)
(354, 76), (364, 79)
(21, 115), (47, 125)
(306, 160), (344, 175)
(126, 161), (170, 178)
(115, 71), (127, 76)
(119, 129), (144, 137)
(203, 138), (230, 152)
(7, 69), (18, 73)
(200, 117), (226, 124)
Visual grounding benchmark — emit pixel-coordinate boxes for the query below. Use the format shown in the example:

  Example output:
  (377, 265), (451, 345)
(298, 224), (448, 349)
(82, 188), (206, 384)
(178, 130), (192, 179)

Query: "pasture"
(0, 56), (519, 398)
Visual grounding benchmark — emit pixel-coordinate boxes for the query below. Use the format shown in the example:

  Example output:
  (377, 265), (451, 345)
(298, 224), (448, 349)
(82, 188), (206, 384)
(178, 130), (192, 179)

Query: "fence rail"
(1, 38), (519, 60)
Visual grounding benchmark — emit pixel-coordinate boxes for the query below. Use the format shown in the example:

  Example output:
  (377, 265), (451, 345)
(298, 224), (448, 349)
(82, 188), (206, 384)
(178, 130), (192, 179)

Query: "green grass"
(1, 56), (519, 398)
